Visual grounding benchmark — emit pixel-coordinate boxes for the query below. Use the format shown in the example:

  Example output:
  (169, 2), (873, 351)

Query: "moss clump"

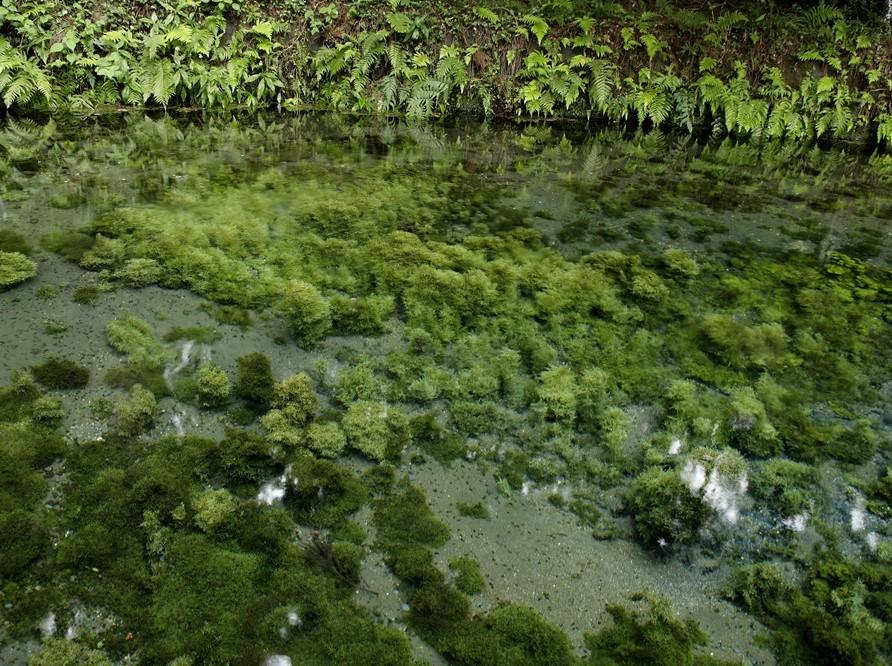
(387, 544), (444, 586)
(31, 357), (90, 390)
(193, 488), (239, 532)
(0, 229), (30, 254)
(0, 510), (49, 577)
(535, 365), (577, 422)
(727, 556), (888, 665)
(286, 455), (368, 528)
(449, 556), (485, 595)
(281, 279), (331, 347)
(72, 284), (104, 305)
(662, 248), (700, 278)
(374, 481), (450, 549)
(330, 293), (395, 336)
(343, 401), (410, 462)
(306, 421), (347, 458)
(0, 250), (37, 289)
(234, 352), (274, 410)
(585, 595), (723, 665)
(29, 639), (112, 666)
(112, 384), (158, 437)
(105, 363), (170, 397)
(456, 501), (489, 519)
(271, 372), (318, 424)
(627, 468), (709, 549)
(106, 315), (167, 368)
(195, 362), (231, 408)
(30, 395), (64, 425)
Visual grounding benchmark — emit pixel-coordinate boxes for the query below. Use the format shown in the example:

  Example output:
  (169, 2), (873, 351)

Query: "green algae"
(1, 115), (891, 665)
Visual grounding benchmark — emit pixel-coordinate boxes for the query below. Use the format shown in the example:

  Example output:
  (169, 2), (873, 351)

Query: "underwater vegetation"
(0, 251), (36, 289)
(1, 115), (892, 664)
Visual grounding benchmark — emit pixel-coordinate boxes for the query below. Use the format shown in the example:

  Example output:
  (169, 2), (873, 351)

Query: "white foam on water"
(781, 513), (808, 532)
(163, 340), (195, 390)
(257, 465), (294, 505)
(703, 468), (748, 525)
(851, 497), (867, 532)
(171, 412), (185, 437)
(39, 612), (56, 637)
(681, 462), (706, 493)
(264, 656), (292, 666)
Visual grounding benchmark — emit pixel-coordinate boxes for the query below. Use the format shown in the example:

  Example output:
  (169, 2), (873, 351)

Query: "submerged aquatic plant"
(0, 251), (36, 289)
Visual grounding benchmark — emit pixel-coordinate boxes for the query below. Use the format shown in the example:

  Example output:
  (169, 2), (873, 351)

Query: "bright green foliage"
(30, 395), (64, 425)
(0, 250), (36, 288)
(106, 315), (167, 368)
(728, 387), (780, 457)
(306, 421), (347, 458)
(29, 639), (112, 666)
(343, 401), (410, 462)
(193, 488), (238, 532)
(281, 280), (332, 347)
(195, 362), (231, 408)
(31, 357), (90, 390)
(272, 372), (318, 424)
(112, 384), (158, 436)
(536, 365), (577, 421)
(663, 248), (700, 278)
(585, 595), (723, 665)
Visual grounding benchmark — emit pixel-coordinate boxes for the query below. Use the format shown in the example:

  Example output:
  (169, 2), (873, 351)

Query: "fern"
(140, 59), (177, 106)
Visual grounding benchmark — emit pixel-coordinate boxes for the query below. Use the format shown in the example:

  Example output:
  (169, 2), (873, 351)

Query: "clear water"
(1, 114), (890, 664)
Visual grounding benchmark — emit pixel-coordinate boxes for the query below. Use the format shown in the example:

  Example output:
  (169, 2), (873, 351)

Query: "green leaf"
(386, 12), (413, 34)
(522, 15), (549, 46)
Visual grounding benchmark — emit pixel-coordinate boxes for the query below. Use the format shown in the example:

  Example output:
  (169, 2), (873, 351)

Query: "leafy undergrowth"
(2, 1), (892, 145)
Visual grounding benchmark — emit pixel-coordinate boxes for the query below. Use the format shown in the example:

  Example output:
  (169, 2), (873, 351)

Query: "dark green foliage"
(585, 595), (724, 666)
(72, 285), (103, 305)
(412, 412), (466, 463)
(0, 510), (49, 577)
(162, 326), (221, 343)
(0, 229), (30, 254)
(449, 556), (485, 595)
(727, 554), (890, 666)
(285, 455), (368, 528)
(374, 481), (450, 549)
(105, 363), (170, 397)
(456, 501), (490, 519)
(234, 352), (275, 410)
(410, 581), (471, 634)
(627, 468), (709, 549)
(387, 544), (444, 586)
(31, 357), (90, 389)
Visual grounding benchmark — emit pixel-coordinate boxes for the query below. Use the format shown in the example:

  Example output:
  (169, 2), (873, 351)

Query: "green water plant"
(343, 400), (410, 462)
(195, 362), (231, 408)
(31, 357), (90, 390)
(0, 250), (36, 289)
(106, 315), (167, 368)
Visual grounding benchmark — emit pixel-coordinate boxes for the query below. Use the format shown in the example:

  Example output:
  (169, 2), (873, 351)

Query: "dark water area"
(1, 114), (890, 665)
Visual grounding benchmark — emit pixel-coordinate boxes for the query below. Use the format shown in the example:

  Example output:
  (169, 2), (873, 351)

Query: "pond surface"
(1, 115), (890, 665)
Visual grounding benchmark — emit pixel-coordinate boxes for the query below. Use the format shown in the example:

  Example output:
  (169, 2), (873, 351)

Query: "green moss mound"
(0, 251), (37, 289)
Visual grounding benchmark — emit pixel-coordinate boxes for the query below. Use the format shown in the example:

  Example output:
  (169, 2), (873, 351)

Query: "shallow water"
(1, 114), (890, 664)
